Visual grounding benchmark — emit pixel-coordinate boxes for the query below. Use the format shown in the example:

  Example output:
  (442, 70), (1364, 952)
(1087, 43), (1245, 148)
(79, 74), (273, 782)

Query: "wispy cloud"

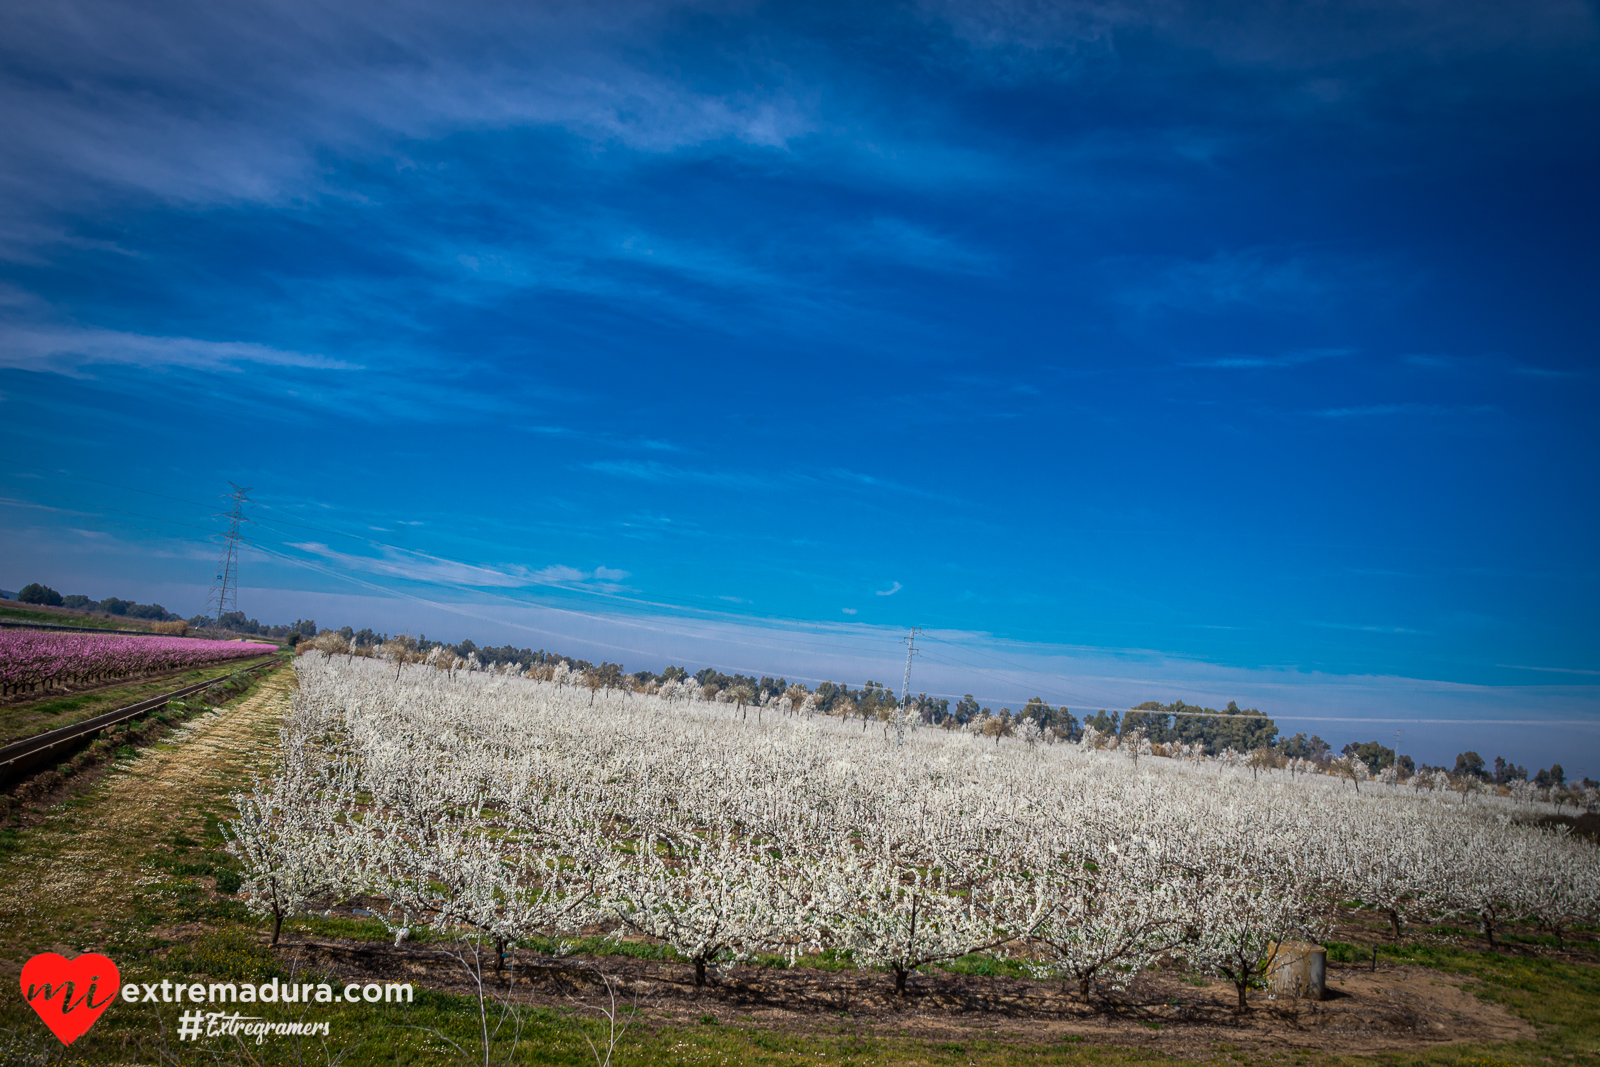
(1404, 354), (1590, 380)
(1313, 403), (1495, 419)
(848, 217), (999, 275)
(584, 460), (964, 506)
(582, 460), (774, 491)
(0, 3), (819, 224)
(1495, 663), (1600, 676)
(812, 468), (964, 506)
(0, 326), (362, 375)
(922, 0), (1598, 85)
(1511, 365), (1585, 379)
(1185, 348), (1354, 369)
(1309, 621), (1430, 635)
(1115, 248), (1358, 315)
(876, 581), (903, 596)
(286, 541), (628, 591)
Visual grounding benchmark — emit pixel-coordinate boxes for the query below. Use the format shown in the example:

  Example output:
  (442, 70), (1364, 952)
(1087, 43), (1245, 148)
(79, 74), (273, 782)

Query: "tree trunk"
(694, 957), (707, 987)
(1079, 976), (1092, 1000)
(271, 911), (283, 946)
(1388, 909), (1402, 939)
(893, 964), (908, 995)
(1482, 916), (1495, 949)
(495, 937), (506, 975)
(1235, 979), (1249, 1012)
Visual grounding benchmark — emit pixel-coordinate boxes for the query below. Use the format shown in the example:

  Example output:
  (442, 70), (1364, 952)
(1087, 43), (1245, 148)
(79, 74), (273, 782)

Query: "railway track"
(0, 654), (283, 785)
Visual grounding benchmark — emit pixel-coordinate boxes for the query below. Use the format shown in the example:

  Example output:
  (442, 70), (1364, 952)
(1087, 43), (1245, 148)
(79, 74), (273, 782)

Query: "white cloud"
(849, 217), (999, 275)
(0, 0), (817, 222)
(0, 326), (362, 375)
(876, 581), (903, 596)
(583, 459), (775, 491)
(285, 541), (626, 590)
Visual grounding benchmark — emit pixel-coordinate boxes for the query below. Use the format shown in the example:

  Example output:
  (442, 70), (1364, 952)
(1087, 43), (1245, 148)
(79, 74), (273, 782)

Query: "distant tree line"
(1433, 749), (1586, 792)
(11, 578), (1582, 778)
(185, 613), (320, 640)
(13, 582), (183, 622)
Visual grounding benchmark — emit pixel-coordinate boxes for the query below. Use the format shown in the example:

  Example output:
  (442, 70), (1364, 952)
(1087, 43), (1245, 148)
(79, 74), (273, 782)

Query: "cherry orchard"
(226, 655), (1600, 1004)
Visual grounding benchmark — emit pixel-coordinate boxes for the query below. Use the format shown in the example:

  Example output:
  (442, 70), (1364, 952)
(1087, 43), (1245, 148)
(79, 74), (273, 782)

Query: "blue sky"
(1, 0), (1596, 769)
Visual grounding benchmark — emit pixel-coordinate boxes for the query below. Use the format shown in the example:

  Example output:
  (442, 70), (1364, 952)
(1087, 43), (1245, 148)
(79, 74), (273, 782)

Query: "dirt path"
(0, 666), (292, 967)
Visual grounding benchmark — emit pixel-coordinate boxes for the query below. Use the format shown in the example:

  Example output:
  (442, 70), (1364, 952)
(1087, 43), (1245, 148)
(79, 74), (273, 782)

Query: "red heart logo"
(20, 952), (120, 1045)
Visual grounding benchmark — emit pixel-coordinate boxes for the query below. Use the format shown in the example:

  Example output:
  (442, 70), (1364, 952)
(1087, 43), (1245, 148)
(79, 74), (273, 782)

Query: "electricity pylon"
(896, 626), (921, 749)
(206, 483), (254, 627)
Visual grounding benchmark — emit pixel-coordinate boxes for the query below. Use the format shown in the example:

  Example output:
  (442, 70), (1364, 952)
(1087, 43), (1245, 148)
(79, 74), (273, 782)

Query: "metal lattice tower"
(896, 626), (921, 749)
(206, 483), (254, 627)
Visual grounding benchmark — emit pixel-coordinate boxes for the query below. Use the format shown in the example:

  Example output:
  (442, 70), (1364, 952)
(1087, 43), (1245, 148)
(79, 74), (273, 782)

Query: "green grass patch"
(164, 928), (285, 981)
(938, 951), (1031, 978)
(0, 603), (148, 630)
(1325, 940), (1357, 963)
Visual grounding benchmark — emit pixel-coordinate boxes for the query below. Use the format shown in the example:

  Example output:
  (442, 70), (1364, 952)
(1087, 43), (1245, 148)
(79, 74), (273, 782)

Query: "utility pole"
(206, 483), (254, 629)
(897, 627), (921, 749)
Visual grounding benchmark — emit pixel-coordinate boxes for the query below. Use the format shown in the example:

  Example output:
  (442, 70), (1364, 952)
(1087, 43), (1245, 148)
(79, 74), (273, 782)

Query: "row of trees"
(1450, 750), (1578, 791)
(12, 582), (182, 621)
(188, 613), (320, 639)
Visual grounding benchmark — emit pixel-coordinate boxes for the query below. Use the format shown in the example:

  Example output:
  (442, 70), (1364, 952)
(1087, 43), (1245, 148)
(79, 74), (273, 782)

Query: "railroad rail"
(0, 653), (283, 783)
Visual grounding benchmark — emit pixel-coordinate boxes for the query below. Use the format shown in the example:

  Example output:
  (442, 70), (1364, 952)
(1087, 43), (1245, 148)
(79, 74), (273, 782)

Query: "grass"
(0, 602), (157, 631)
(937, 951), (1032, 979)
